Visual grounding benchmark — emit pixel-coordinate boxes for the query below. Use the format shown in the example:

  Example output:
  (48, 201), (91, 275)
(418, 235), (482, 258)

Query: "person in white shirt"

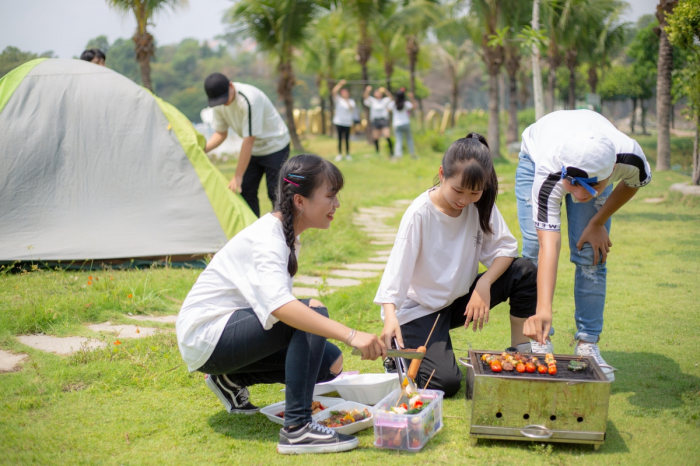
(177, 154), (385, 454)
(331, 79), (356, 162)
(387, 88), (417, 159)
(203, 73), (291, 217)
(363, 85), (394, 155)
(376, 133), (538, 397)
(515, 110), (652, 382)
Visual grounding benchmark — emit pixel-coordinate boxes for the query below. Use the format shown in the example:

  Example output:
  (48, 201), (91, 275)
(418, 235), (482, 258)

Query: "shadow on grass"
(208, 410), (279, 444)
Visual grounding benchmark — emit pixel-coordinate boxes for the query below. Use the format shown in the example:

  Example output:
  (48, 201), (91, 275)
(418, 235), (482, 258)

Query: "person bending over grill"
(515, 110), (652, 382)
(376, 134), (539, 398)
(177, 155), (385, 454)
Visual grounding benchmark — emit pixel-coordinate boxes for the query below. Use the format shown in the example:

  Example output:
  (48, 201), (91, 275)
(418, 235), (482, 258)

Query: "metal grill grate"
(471, 351), (602, 381)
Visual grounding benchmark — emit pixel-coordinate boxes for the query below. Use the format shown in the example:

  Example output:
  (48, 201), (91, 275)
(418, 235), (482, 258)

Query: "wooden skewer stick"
(424, 314), (440, 347)
(421, 369), (436, 395)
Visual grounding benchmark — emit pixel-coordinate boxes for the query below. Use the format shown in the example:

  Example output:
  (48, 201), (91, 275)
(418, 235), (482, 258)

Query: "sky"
(0, 0), (659, 59)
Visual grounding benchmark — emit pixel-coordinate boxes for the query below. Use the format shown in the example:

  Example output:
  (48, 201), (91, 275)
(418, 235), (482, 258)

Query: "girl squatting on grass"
(376, 133), (540, 398)
(176, 155), (385, 455)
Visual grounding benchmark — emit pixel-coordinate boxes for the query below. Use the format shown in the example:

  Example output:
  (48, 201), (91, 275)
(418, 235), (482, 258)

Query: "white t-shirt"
(333, 96), (356, 127)
(521, 110), (652, 231)
(374, 190), (519, 326)
(364, 96), (392, 121)
(212, 82), (291, 156)
(388, 100), (413, 127)
(176, 214), (299, 372)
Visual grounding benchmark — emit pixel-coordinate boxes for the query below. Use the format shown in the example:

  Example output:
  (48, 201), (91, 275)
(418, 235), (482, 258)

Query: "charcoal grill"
(459, 350), (611, 450)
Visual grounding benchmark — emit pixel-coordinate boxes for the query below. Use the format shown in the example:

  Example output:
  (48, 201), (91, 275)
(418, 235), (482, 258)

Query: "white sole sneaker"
(528, 340), (554, 354)
(575, 342), (616, 382)
(277, 437), (359, 455)
(205, 374), (259, 414)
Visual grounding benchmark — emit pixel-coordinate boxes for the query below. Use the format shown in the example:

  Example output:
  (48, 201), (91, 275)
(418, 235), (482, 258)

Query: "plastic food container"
(331, 373), (400, 405)
(372, 389), (444, 451)
(259, 396), (345, 426)
(314, 401), (374, 435)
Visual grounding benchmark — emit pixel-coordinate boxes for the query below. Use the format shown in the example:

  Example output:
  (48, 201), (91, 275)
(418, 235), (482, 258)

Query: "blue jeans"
(394, 124), (414, 157)
(198, 300), (342, 428)
(515, 153), (613, 343)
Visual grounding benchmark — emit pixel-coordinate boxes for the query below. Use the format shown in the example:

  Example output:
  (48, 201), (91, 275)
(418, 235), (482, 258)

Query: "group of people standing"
(179, 69), (652, 456)
(331, 79), (417, 161)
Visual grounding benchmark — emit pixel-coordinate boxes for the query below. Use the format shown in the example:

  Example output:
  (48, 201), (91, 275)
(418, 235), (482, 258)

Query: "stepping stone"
(343, 263), (386, 271)
(393, 199), (413, 206)
(329, 269), (379, 279)
(369, 257), (389, 263)
(17, 335), (107, 355)
(294, 276), (362, 287)
(293, 287), (320, 297)
(127, 315), (178, 324)
(374, 250), (393, 255)
(360, 227), (397, 234)
(370, 240), (394, 245)
(643, 197), (664, 203)
(367, 233), (396, 240)
(0, 350), (28, 372)
(87, 322), (159, 339)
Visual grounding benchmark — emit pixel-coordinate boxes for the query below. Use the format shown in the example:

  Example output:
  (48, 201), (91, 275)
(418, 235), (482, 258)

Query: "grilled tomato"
(537, 364), (547, 374)
(548, 365), (558, 376)
(490, 361), (503, 372)
(525, 362), (536, 373)
(516, 363), (526, 373)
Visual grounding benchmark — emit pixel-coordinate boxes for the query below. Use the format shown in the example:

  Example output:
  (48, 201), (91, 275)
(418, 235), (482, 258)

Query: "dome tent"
(0, 58), (256, 265)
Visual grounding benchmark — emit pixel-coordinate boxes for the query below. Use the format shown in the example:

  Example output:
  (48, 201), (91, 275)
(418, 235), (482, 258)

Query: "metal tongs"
(392, 337), (419, 394)
(350, 347), (425, 360)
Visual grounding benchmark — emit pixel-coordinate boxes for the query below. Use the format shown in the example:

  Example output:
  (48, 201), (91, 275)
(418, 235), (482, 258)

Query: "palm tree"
(435, 39), (474, 127)
(106, 0), (188, 91)
(531, 0), (545, 119)
(469, 0), (505, 158)
(372, 3), (406, 92)
(501, 0), (532, 143)
(225, 0), (318, 151)
(583, 0), (628, 96)
(655, 0), (678, 171)
(340, 0), (390, 85)
(540, 0), (577, 112)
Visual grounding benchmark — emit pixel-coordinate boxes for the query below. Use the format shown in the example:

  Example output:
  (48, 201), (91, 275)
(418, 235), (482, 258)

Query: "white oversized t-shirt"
(521, 110), (652, 231)
(388, 100), (413, 127)
(332, 96), (356, 127)
(364, 96), (392, 121)
(212, 82), (290, 156)
(374, 190), (519, 326)
(176, 214), (299, 372)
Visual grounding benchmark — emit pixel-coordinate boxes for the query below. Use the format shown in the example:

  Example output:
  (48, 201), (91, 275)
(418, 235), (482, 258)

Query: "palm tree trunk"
(630, 98), (637, 133)
(531, 0), (545, 120)
(655, 0), (677, 171)
(642, 100), (648, 134)
(277, 59), (303, 151)
(327, 78), (335, 137)
(320, 95), (327, 136)
(406, 35), (422, 128)
(505, 48), (520, 145)
(693, 119), (700, 185)
(588, 65), (598, 94)
(451, 72), (459, 128)
(566, 50), (577, 110)
(132, 31), (155, 91)
(488, 71), (501, 158)
(547, 63), (557, 112)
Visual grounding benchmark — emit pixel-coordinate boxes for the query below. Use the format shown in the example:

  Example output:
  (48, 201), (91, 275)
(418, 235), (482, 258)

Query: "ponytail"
(275, 154), (344, 276)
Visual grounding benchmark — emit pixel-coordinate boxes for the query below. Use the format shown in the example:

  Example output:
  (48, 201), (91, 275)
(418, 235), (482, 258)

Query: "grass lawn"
(1, 125), (699, 465)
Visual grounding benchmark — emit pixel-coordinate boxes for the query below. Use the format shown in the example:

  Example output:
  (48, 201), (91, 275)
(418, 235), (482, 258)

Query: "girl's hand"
(365, 85), (372, 92)
(523, 310), (552, 345)
(378, 86), (385, 93)
(465, 281), (491, 331)
(350, 331), (386, 360)
(380, 316), (404, 349)
(576, 222), (611, 264)
(339, 79), (346, 85)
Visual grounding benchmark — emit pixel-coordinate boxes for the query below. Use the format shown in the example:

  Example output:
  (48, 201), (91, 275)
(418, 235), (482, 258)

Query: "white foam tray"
(331, 373), (400, 405)
(260, 396), (345, 426)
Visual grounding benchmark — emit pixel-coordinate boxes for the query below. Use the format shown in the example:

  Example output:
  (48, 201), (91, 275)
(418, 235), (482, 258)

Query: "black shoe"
(277, 421), (359, 454)
(383, 357), (397, 374)
(205, 374), (259, 414)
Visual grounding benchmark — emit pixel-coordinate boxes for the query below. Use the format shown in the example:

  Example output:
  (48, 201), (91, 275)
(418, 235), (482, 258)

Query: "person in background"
(203, 72), (291, 217)
(363, 85), (394, 156)
(331, 79), (355, 162)
(80, 49), (106, 66)
(388, 88), (417, 160)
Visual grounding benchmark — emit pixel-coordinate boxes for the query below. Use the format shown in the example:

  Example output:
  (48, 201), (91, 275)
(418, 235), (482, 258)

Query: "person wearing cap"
(515, 109), (651, 381)
(204, 73), (291, 217)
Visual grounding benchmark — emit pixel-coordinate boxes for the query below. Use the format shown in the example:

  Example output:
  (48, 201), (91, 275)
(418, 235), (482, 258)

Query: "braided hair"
(275, 154), (344, 277)
(434, 132), (499, 234)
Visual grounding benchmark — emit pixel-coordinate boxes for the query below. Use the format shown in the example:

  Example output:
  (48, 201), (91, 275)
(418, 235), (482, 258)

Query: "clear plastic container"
(372, 389), (444, 451)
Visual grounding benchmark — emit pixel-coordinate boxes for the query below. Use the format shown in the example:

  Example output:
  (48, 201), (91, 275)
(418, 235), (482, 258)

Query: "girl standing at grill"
(177, 155), (385, 454)
(331, 79), (356, 162)
(375, 133), (541, 398)
(363, 85), (394, 156)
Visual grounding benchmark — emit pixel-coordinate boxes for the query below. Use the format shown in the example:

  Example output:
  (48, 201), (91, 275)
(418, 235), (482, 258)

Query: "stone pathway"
(6, 200), (410, 367)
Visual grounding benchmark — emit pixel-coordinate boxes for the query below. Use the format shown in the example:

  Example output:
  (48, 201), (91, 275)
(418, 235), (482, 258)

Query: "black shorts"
(372, 118), (389, 130)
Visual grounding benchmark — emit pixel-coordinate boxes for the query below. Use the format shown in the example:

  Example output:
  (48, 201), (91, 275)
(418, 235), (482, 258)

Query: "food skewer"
(420, 369), (436, 396)
(407, 315), (439, 380)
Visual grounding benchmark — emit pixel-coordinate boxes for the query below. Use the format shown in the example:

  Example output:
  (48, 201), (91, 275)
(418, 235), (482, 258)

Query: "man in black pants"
(204, 73), (291, 216)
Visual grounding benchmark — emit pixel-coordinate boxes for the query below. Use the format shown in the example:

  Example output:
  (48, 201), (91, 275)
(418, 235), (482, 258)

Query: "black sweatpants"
(399, 258), (537, 398)
(336, 125), (351, 155)
(241, 144), (290, 217)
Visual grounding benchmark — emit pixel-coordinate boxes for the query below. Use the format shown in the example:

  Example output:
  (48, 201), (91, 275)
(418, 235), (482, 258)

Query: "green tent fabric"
(0, 59), (256, 263)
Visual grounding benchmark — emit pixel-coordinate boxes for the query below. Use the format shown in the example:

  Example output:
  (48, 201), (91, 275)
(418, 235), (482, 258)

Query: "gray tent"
(0, 59), (256, 264)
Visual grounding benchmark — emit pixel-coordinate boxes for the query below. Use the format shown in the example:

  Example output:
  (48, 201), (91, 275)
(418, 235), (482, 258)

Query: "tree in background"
(106, 0), (188, 92)
(0, 47), (54, 78)
(372, 2), (406, 92)
(226, 0), (318, 151)
(654, 0), (678, 171)
(435, 39), (473, 127)
(667, 0), (700, 184)
(627, 17), (660, 134)
(541, 0), (573, 112)
(341, 0), (390, 85)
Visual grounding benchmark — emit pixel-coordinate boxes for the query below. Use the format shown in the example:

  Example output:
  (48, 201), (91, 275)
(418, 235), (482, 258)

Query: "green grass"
(1, 128), (700, 465)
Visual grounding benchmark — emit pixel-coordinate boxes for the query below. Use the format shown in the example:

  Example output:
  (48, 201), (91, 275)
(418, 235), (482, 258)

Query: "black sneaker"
(383, 357), (397, 374)
(277, 421), (359, 454)
(205, 374), (259, 414)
